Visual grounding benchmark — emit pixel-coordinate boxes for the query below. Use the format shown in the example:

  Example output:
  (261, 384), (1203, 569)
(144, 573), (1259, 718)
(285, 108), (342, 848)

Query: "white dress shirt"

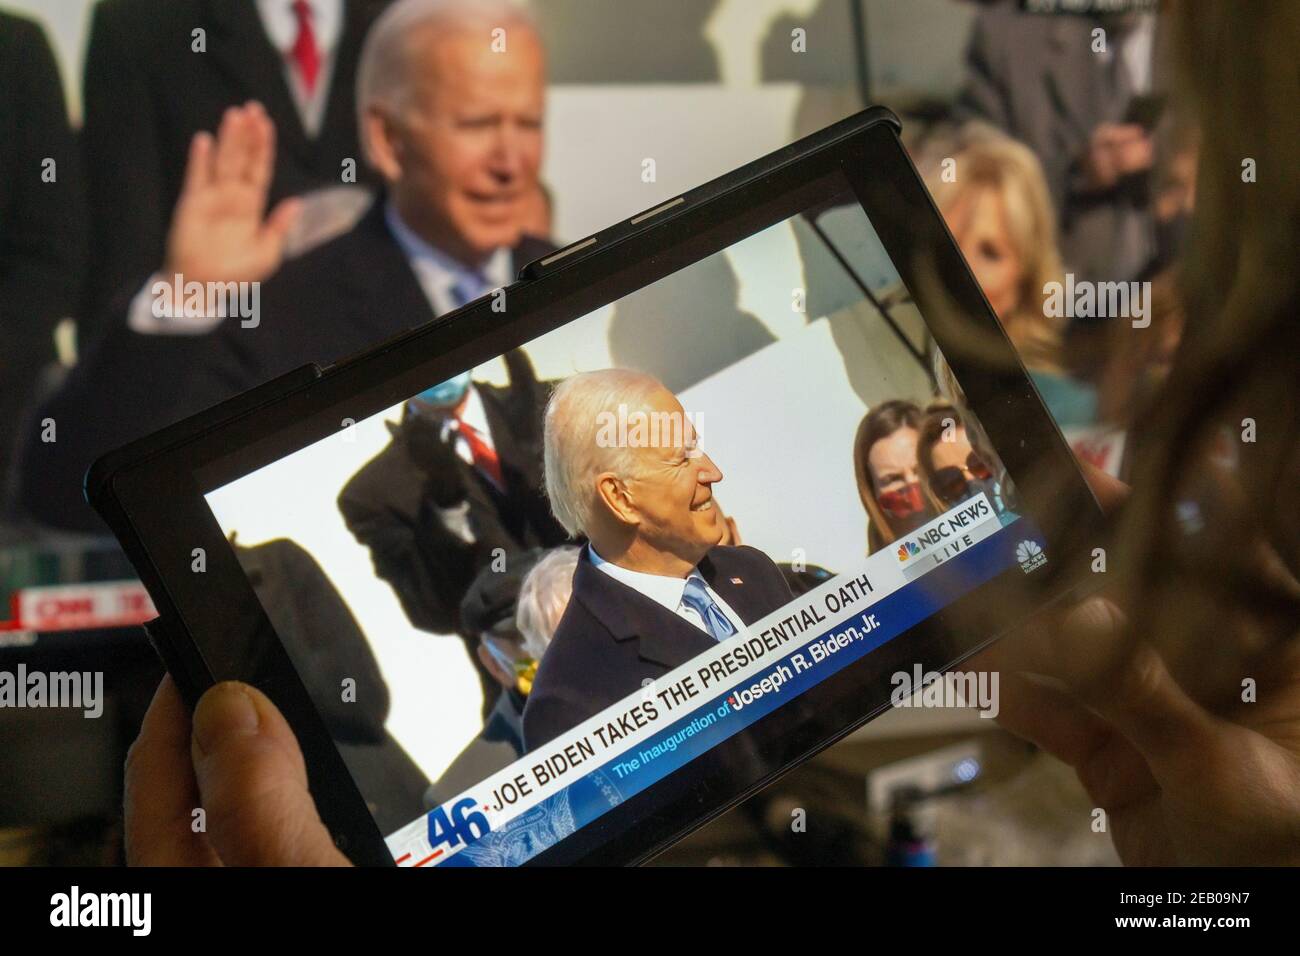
(384, 202), (513, 315)
(1119, 13), (1156, 95)
(418, 382), (497, 466)
(255, 0), (343, 136)
(411, 382), (499, 546)
(588, 546), (745, 639)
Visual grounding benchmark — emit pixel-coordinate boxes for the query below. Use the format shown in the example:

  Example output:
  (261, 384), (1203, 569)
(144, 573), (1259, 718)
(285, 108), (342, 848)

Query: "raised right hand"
(162, 102), (302, 287)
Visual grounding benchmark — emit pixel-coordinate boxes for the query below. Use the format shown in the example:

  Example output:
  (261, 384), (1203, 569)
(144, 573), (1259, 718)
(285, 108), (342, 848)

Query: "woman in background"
(915, 402), (1016, 524)
(923, 126), (1098, 429)
(852, 400), (933, 554)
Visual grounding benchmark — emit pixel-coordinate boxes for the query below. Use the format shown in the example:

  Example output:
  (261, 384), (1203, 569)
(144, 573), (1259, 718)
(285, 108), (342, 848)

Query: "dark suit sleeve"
(955, 8), (1079, 221)
(738, 544), (796, 607)
(0, 14), (86, 474)
(956, 10), (1012, 131)
(521, 689), (590, 754)
(0, 15), (85, 333)
(338, 467), (477, 635)
(242, 539), (390, 745)
(80, 0), (167, 331)
(14, 322), (216, 532)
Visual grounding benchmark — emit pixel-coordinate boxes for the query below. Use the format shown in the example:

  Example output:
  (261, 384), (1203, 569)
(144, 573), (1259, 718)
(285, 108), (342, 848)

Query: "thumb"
(191, 681), (350, 866)
(260, 197), (302, 254)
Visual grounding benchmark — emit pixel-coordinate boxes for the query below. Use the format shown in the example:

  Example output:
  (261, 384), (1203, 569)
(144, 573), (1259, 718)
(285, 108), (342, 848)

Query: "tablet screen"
(200, 186), (1047, 866)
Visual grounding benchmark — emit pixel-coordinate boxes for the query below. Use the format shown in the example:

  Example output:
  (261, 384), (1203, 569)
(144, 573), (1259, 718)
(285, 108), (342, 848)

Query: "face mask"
(415, 371), (472, 409)
(962, 476), (1005, 513)
(877, 482), (929, 535)
(878, 482), (923, 518)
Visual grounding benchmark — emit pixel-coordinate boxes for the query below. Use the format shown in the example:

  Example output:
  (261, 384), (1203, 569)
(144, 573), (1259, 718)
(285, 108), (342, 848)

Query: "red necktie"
(290, 0), (321, 96)
(457, 421), (504, 489)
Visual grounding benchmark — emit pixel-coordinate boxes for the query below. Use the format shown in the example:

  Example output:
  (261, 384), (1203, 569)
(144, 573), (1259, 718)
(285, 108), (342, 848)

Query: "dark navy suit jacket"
(522, 544), (794, 751)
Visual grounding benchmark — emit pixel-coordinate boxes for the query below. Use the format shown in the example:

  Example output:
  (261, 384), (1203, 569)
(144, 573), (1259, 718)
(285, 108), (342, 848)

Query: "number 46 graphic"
(427, 797), (492, 851)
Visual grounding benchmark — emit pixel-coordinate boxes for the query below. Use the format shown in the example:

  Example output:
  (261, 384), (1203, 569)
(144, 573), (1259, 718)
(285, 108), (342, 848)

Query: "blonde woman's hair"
(923, 124), (1066, 372)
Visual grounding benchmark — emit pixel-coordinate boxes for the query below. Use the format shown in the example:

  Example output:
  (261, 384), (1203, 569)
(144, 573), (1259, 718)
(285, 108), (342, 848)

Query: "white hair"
(355, 0), (537, 160)
(543, 368), (665, 538)
(516, 546), (580, 660)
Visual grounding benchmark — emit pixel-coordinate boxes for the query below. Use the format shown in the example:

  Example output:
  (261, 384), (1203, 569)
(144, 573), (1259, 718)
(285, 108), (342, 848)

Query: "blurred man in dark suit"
(523, 370), (795, 750)
(78, 0), (389, 339)
(233, 535), (429, 833)
(958, 1), (1163, 284)
(19, 0), (552, 532)
(0, 11), (86, 501)
(338, 350), (569, 710)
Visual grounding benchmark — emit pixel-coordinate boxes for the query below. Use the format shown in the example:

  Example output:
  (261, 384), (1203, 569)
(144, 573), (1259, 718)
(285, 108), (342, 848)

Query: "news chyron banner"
(387, 494), (1035, 867)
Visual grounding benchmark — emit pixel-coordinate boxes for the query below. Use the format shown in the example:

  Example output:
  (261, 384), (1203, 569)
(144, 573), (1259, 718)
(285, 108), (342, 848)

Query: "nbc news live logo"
(893, 493), (1002, 582)
(1016, 540), (1047, 574)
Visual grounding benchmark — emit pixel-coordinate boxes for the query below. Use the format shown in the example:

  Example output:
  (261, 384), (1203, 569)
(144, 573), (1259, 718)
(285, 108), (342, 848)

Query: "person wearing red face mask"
(852, 400), (934, 555)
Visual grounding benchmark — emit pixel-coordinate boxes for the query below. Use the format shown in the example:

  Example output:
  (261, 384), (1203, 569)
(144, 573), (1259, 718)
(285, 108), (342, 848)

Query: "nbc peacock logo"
(897, 540), (921, 562)
(1015, 539), (1047, 574)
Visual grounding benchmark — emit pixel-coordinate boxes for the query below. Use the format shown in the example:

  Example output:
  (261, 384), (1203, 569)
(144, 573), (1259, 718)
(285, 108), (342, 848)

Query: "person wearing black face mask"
(916, 404), (1017, 526)
(337, 349), (571, 720)
(853, 400), (935, 555)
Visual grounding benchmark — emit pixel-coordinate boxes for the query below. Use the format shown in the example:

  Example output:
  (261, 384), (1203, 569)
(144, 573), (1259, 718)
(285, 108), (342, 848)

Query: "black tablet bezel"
(89, 108), (1104, 867)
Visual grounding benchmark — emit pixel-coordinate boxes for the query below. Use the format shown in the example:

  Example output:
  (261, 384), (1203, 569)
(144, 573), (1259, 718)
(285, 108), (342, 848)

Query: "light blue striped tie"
(682, 575), (737, 642)
(449, 271), (488, 310)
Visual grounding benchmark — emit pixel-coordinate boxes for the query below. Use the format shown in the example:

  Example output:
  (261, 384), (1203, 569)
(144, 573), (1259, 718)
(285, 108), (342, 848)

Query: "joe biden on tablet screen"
(522, 369), (794, 750)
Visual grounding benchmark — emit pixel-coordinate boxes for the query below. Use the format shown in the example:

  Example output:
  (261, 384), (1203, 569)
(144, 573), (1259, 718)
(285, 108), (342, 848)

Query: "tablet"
(88, 107), (1103, 866)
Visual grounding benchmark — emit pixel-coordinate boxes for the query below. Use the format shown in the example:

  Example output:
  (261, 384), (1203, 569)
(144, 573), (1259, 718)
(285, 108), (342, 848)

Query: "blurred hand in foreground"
(125, 676), (349, 866)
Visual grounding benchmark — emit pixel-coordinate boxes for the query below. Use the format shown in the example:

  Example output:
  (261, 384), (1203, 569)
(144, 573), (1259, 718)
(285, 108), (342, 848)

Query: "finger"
(181, 131), (215, 196)
(1092, 123), (1119, 145)
(191, 681), (350, 866)
(992, 668), (1162, 809)
(1080, 461), (1129, 514)
(985, 668), (1112, 767)
(254, 197), (302, 272)
(1111, 123), (1149, 142)
(262, 196), (302, 245)
(1120, 140), (1155, 172)
(124, 676), (222, 866)
(1044, 599), (1218, 785)
(973, 645), (1164, 815)
(1074, 713), (1163, 813)
(243, 101), (276, 192)
(213, 106), (250, 182)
